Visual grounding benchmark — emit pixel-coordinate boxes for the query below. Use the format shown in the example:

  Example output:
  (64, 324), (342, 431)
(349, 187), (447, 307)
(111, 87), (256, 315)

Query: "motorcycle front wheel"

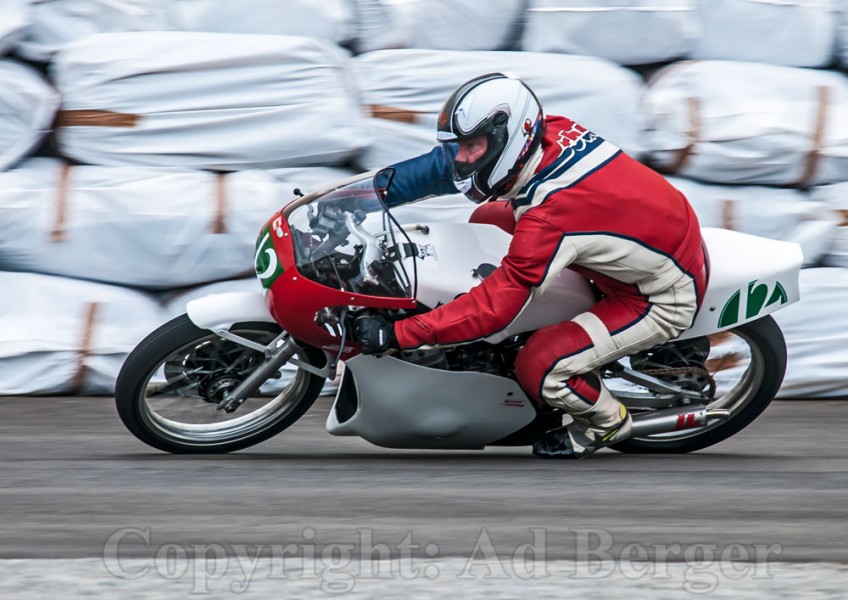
(115, 315), (327, 454)
(611, 315), (787, 454)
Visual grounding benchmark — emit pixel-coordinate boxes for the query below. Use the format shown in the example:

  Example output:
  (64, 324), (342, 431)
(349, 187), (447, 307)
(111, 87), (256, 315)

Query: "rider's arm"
(394, 214), (576, 348)
(377, 144), (459, 208)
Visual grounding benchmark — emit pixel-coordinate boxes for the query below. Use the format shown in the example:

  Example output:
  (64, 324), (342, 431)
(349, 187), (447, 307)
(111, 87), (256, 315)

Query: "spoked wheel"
(610, 316), (786, 454)
(115, 315), (327, 454)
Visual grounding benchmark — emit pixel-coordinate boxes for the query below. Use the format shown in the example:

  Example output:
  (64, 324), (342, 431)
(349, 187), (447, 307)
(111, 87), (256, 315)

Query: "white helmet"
(437, 73), (544, 202)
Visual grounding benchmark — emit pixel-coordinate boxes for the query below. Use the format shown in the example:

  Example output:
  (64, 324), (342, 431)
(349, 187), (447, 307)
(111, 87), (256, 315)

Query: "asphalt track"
(1, 395), (846, 561)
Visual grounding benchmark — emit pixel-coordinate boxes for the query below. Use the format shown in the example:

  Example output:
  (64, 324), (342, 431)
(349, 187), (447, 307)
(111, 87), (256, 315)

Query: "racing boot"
(533, 385), (632, 460)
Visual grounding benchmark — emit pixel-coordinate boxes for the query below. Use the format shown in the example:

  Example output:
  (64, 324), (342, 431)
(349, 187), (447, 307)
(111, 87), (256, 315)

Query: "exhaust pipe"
(630, 405), (731, 437)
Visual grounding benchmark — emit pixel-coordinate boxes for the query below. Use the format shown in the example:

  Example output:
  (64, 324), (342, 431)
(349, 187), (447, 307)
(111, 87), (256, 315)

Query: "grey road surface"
(0, 396), (846, 597)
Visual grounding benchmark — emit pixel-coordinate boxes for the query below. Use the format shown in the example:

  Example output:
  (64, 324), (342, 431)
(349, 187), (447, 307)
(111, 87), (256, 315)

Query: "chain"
(639, 366), (716, 399)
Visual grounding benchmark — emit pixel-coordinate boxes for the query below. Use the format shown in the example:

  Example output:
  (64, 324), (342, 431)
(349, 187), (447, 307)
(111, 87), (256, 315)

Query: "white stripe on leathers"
(514, 139), (621, 218)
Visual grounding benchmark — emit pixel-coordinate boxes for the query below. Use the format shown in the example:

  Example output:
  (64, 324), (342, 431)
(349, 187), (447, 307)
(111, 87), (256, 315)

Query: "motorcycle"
(115, 170), (803, 455)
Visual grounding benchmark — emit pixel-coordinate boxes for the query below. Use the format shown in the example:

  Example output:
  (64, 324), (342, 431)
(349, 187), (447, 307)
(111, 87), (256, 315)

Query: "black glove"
(353, 315), (398, 355)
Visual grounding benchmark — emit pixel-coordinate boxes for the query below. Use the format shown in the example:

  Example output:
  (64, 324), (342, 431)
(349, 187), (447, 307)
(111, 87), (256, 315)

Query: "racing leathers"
(381, 115), (708, 458)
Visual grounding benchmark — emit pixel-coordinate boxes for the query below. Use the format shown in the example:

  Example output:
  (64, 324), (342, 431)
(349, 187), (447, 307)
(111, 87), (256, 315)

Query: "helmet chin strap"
(461, 175), (495, 204)
(456, 176), (474, 195)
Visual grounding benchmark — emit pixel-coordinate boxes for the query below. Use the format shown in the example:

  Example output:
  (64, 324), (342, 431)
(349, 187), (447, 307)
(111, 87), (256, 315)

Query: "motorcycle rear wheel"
(611, 315), (786, 454)
(115, 315), (326, 454)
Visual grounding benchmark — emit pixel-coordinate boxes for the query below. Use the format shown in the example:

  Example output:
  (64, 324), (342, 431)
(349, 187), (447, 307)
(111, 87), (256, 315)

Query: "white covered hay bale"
(52, 31), (371, 170)
(0, 271), (165, 395)
(0, 60), (58, 171)
(266, 166), (363, 196)
(354, 49), (646, 168)
(0, 159), (288, 289)
(15, 0), (174, 62)
(692, 0), (838, 68)
(16, 0), (399, 60)
(669, 176), (840, 267)
(522, 0), (698, 65)
(837, 0), (848, 67)
(386, 0), (525, 50)
(171, 0), (399, 53)
(643, 60), (848, 187)
(0, 0), (28, 56)
(809, 182), (848, 267)
(775, 268), (848, 398)
(173, 0), (353, 40)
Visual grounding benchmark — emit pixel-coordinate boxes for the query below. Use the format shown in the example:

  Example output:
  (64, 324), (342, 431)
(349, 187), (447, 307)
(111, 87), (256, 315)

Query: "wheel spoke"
(608, 328), (763, 443)
(148, 368), (205, 397)
(137, 326), (316, 445)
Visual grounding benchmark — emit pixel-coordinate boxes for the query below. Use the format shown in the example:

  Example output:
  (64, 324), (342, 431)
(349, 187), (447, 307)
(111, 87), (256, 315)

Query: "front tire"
(115, 315), (327, 454)
(612, 316), (787, 454)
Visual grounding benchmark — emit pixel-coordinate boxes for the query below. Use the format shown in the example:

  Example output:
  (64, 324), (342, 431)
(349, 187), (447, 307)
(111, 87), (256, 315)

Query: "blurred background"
(0, 0), (846, 398)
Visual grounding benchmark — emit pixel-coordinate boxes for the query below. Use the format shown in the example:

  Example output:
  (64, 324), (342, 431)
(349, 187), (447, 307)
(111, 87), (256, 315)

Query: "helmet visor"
(451, 135), (489, 180)
(437, 142), (484, 203)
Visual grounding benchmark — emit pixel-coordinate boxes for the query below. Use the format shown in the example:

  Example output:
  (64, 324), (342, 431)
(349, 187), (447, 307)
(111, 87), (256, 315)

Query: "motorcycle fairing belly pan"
(326, 355), (537, 449)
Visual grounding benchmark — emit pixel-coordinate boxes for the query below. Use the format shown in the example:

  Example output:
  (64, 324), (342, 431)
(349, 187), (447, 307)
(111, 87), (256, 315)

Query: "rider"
(354, 73), (708, 459)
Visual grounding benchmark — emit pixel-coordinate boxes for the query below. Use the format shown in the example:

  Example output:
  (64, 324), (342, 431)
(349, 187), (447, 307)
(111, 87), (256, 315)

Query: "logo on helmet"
(518, 115), (541, 160)
(438, 111), (449, 128)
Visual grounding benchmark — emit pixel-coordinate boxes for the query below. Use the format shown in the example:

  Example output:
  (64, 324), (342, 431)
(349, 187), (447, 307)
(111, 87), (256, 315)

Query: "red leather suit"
(395, 116), (707, 409)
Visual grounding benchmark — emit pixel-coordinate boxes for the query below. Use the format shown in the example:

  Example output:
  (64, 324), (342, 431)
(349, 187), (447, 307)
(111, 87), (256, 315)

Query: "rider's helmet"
(437, 73), (545, 202)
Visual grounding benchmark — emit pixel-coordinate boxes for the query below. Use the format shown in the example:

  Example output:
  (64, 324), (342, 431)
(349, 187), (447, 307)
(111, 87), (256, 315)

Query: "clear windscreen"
(286, 174), (414, 298)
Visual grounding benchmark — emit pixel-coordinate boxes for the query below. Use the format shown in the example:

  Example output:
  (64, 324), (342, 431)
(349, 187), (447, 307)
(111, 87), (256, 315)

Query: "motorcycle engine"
(397, 348), (449, 370)
(398, 343), (516, 378)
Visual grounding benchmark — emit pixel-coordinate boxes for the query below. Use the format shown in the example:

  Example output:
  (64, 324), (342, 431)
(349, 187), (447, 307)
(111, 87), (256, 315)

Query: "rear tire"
(116, 315), (326, 454)
(611, 316), (786, 454)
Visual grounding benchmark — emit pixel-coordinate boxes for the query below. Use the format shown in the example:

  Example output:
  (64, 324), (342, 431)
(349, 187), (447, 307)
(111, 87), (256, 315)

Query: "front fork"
(215, 329), (335, 413)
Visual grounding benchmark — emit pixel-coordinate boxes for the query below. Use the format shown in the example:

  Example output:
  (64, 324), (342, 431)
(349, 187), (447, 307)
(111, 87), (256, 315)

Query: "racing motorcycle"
(115, 170), (802, 455)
